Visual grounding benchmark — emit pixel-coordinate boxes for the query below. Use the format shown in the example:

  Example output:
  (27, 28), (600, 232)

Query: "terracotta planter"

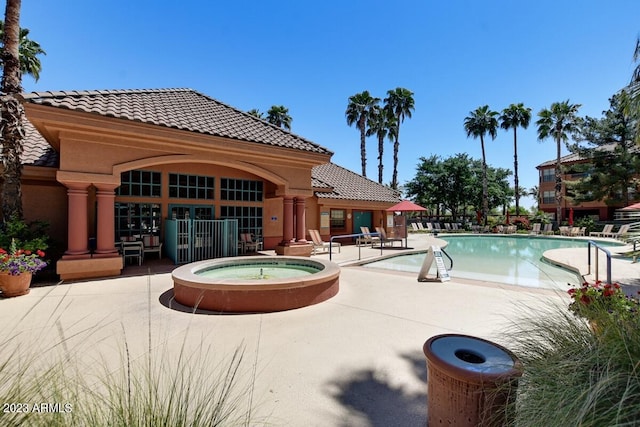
(0, 272), (32, 297)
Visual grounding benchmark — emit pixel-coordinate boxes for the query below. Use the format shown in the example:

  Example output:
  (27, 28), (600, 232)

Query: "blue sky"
(11, 1), (640, 208)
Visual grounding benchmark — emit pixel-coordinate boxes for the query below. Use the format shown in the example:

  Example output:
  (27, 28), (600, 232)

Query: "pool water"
(363, 235), (622, 290)
(197, 263), (320, 280)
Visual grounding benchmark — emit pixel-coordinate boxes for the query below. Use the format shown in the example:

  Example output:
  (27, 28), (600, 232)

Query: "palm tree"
(529, 186), (540, 211)
(345, 91), (379, 177)
(383, 87), (414, 190)
(0, 20), (45, 81)
(499, 103), (531, 216)
(247, 108), (264, 119)
(464, 105), (499, 225)
(266, 105), (292, 130)
(1, 0), (28, 220)
(366, 105), (396, 184)
(536, 101), (581, 223)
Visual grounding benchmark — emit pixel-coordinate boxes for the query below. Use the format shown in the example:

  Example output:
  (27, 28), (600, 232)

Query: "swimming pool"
(362, 235), (622, 290)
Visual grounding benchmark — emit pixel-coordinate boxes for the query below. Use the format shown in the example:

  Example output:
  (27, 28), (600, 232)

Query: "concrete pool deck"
(1, 232), (638, 426)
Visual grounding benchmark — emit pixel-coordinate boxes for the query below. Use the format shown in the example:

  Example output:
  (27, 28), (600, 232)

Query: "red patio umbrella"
(385, 200), (428, 212)
(620, 202), (640, 210)
(385, 200), (427, 248)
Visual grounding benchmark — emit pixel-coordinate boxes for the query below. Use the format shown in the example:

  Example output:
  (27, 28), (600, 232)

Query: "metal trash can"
(423, 334), (522, 426)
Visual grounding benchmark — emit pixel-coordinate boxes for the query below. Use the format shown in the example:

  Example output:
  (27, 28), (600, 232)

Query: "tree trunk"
(359, 115), (366, 177)
(392, 114), (400, 190)
(513, 127), (519, 215)
(1, 0), (25, 221)
(481, 135), (488, 226)
(555, 136), (563, 223)
(377, 134), (384, 184)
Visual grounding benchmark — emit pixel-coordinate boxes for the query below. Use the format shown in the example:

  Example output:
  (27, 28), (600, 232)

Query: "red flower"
(36, 250), (45, 257)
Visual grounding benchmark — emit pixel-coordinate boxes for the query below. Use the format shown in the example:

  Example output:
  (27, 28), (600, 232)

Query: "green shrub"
(0, 216), (49, 252)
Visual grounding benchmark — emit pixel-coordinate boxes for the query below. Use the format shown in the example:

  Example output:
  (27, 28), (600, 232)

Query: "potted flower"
(567, 280), (639, 330)
(0, 238), (48, 297)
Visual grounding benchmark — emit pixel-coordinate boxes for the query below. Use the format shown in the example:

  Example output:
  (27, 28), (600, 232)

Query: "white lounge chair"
(590, 224), (614, 237)
(529, 223), (541, 235)
(601, 224), (631, 240)
(542, 224), (554, 235)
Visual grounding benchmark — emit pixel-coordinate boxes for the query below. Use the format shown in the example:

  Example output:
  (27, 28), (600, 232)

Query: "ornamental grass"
(501, 300), (640, 426)
(0, 278), (256, 427)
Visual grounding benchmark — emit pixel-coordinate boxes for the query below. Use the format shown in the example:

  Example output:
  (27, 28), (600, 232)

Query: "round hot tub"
(172, 256), (340, 313)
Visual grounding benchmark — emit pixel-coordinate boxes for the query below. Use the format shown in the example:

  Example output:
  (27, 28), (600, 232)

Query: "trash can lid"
(429, 335), (517, 374)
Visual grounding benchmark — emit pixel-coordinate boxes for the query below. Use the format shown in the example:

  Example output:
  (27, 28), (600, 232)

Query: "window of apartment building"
(330, 209), (346, 230)
(220, 178), (263, 201)
(541, 168), (555, 182)
(542, 191), (555, 204)
(117, 170), (162, 197)
(168, 173), (215, 199)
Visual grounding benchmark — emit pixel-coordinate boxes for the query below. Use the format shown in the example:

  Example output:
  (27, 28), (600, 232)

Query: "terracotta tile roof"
(537, 143), (639, 168)
(21, 119), (59, 167)
(22, 88), (332, 155)
(312, 162), (401, 203)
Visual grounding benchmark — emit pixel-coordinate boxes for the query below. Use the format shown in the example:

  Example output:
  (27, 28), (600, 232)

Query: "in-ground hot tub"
(172, 256), (340, 313)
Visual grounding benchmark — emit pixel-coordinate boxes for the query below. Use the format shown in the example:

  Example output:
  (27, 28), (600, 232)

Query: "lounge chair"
(529, 223), (541, 235)
(601, 224), (631, 240)
(417, 222), (425, 231)
(424, 223), (434, 233)
(309, 229), (340, 254)
(410, 223), (420, 232)
(357, 226), (381, 247)
(570, 227), (585, 237)
(589, 224), (614, 237)
(375, 227), (403, 247)
(240, 233), (261, 252)
(542, 224), (554, 235)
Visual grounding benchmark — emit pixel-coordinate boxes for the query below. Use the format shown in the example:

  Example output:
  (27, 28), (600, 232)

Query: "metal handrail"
(587, 240), (612, 284)
(329, 232), (382, 261)
(441, 247), (453, 271)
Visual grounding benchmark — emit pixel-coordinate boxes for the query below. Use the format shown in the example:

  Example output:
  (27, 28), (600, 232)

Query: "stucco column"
(282, 196), (295, 244)
(94, 184), (119, 256)
(63, 183), (90, 258)
(295, 196), (307, 242)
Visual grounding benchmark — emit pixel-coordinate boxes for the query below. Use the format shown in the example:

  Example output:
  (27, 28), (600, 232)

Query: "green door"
(353, 211), (372, 235)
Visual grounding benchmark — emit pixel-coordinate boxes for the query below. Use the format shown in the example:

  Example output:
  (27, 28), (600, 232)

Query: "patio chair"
(529, 223), (541, 235)
(570, 227), (585, 237)
(375, 227), (403, 247)
(417, 222), (425, 231)
(241, 233), (261, 252)
(142, 234), (163, 259)
(542, 223), (554, 235)
(121, 241), (144, 266)
(309, 229), (340, 254)
(356, 226), (380, 247)
(559, 226), (570, 236)
(589, 224), (614, 237)
(602, 224), (631, 240)
(410, 223), (419, 232)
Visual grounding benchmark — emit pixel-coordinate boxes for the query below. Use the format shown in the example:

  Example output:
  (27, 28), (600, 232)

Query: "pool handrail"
(329, 232), (382, 261)
(587, 240), (612, 284)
